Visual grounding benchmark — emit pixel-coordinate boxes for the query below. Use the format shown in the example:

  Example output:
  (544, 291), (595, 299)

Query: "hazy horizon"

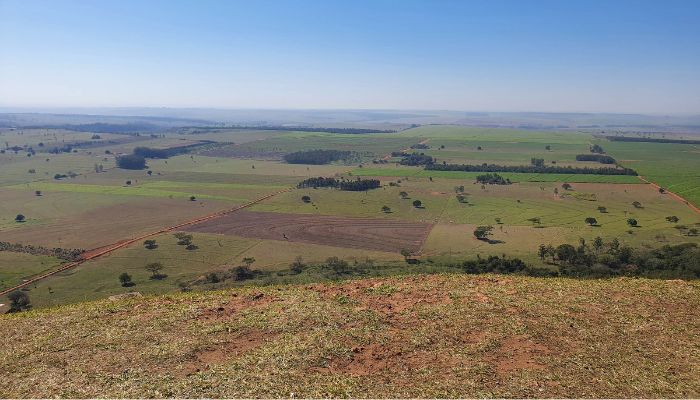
(2, 0), (699, 114)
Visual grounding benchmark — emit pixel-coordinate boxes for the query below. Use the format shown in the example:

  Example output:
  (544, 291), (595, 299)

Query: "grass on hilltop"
(1, 274), (698, 398)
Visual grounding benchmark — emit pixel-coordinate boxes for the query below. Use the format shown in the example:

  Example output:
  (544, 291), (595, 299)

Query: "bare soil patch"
(180, 330), (279, 376)
(490, 334), (550, 374)
(197, 291), (275, 321)
(185, 211), (433, 253)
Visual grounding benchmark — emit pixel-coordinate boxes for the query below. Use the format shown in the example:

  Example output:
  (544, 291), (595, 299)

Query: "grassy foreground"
(2, 274), (699, 398)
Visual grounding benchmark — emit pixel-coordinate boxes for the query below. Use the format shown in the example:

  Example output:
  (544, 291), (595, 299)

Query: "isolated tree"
(290, 256), (306, 274)
(590, 144), (605, 154)
(632, 201), (642, 209)
(538, 244), (547, 261)
(381, 205), (391, 213)
(116, 154), (146, 170)
(125, 180), (132, 186)
(555, 244), (577, 264)
(15, 214), (25, 222)
(477, 146), (482, 150)
(473, 225), (493, 240)
(658, 187), (666, 193)
(597, 206), (607, 213)
(561, 183), (572, 191)
(456, 194), (466, 203)
(242, 257), (256, 268)
(301, 195), (311, 203)
(189, 195), (196, 201)
(546, 244), (556, 263)
(412, 199), (422, 208)
(585, 217), (598, 226)
(495, 217), (502, 224)
(593, 236), (604, 253)
(531, 158), (545, 167)
(186, 243), (198, 250)
(232, 265), (255, 281)
(143, 239), (157, 249)
(400, 249), (413, 262)
(7, 291), (31, 312)
(147, 170), (153, 176)
(545, 145), (551, 151)
(35, 190), (42, 196)
(666, 216), (679, 223)
(528, 217), (541, 225)
(553, 187), (559, 195)
(174, 233), (193, 246)
(399, 191), (409, 199)
(119, 272), (134, 287)
(145, 262), (165, 279)
(627, 218), (638, 227)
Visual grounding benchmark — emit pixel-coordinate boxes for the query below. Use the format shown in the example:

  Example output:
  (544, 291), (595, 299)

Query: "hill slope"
(2, 274), (699, 398)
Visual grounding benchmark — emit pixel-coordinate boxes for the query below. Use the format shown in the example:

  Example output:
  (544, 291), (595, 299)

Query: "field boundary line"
(637, 176), (700, 216)
(0, 187), (293, 296)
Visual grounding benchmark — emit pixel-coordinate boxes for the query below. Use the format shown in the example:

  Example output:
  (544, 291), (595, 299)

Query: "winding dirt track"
(0, 188), (292, 297)
(185, 211), (433, 253)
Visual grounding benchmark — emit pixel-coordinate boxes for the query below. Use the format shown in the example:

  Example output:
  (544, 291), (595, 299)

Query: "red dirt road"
(0, 188), (291, 297)
(185, 210), (433, 253)
(638, 176), (700, 216)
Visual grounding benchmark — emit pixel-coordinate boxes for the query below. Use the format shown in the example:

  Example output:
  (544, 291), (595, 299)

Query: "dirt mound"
(184, 211), (433, 253)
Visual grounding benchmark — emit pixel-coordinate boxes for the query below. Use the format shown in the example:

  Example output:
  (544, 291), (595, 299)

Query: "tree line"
(0, 241), (84, 261)
(284, 149), (353, 164)
(133, 142), (211, 159)
(229, 126), (396, 134)
(425, 162), (637, 176)
(297, 177), (381, 191)
(26, 122), (161, 135)
(398, 152), (435, 166)
(476, 173), (511, 185)
(575, 154), (617, 164)
(116, 142), (212, 169)
(537, 239), (700, 279)
(606, 136), (700, 145)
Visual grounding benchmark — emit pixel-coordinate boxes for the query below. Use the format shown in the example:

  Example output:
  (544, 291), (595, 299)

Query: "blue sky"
(1, 0), (699, 114)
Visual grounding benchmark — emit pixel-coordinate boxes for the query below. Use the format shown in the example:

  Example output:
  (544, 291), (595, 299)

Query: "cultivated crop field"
(1, 125), (699, 309)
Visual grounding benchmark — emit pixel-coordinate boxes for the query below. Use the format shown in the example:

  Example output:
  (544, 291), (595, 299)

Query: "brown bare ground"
(184, 211), (433, 253)
(3, 275), (699, 398)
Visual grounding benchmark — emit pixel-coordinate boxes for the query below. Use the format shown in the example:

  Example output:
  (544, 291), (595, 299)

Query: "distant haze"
(1, 0), (699, 114)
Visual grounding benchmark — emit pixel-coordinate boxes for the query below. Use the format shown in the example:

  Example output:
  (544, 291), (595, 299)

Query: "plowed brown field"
(184, 211), (433, 253)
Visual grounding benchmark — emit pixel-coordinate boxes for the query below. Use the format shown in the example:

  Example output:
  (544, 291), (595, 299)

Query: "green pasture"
(0, 252), (63, 291)
(23, 231), (400, 309)
(602, 140), (700, 207)
(218, 132), (417, 158)
(351, 166), (642, 183)
(173, 128), (292, 143)
(5, 181), (249, 203)
(0, 152), (107, 186)
(147, 155), (353, 177)
(0, 128), (125, 147)
(397, 125), (591, 144)
(252, 178), (700, 251)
